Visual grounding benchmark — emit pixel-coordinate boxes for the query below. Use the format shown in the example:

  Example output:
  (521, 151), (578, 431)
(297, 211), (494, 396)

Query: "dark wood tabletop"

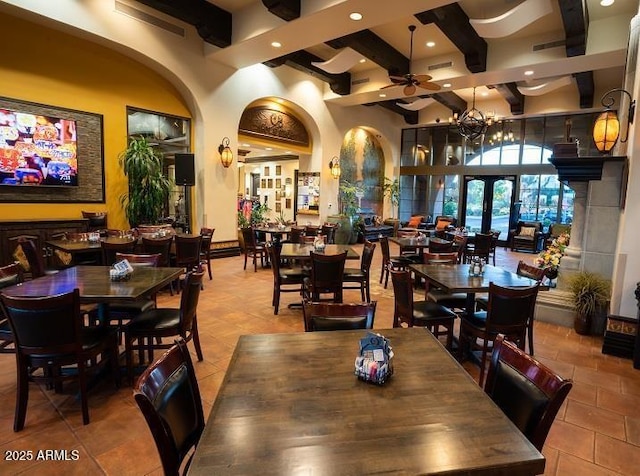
(188, 327), (545, 475)
(0, 265), (182, 305)
(279, 243), (359, 260)
(46, 236), (137, 255)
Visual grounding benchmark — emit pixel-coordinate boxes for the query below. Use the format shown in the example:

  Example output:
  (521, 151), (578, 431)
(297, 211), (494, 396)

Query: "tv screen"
(0, 108), (78, 186)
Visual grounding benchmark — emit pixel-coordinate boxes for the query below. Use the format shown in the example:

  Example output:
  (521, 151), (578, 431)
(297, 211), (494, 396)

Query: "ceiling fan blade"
(412, 74), (433, 83)
(388, 75), (407, 83)
(380, 83), (401, 90)
(403, 84), (417, 96)
(416, 81), (441, 91)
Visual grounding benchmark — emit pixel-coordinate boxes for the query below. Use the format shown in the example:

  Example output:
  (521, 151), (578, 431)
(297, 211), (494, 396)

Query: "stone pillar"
(560, 182), (587, 272)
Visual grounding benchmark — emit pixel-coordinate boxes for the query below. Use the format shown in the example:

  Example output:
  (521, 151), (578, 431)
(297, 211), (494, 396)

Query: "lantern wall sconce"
(329, 156), (341, 179)
(218, 137), (234, 168)
(593, 88), (636, 153)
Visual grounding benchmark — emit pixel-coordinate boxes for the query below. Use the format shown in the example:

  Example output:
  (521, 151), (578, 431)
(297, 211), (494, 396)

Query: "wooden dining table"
(188, 327), (545, 475)
(0, 265), (183, 323)
(279, 243), (359, 260)
(409, 263), (539, 317)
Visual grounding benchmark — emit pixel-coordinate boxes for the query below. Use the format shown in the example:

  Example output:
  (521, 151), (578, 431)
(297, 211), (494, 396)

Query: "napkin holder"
(110, 259), (134, 281)
(354, 332), (394, 385)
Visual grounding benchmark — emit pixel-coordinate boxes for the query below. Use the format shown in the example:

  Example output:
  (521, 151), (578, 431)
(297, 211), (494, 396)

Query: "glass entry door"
(461, 176), (516, 243)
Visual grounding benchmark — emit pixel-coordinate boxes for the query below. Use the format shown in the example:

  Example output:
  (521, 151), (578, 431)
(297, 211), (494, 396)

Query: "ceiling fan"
(381, 25), (441, 96)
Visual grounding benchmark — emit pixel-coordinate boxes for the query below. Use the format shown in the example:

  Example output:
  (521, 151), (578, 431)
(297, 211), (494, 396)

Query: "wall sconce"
(593, 88), (636, 153)
(218, 137), (234, 168)
(329, 156), (341, 179)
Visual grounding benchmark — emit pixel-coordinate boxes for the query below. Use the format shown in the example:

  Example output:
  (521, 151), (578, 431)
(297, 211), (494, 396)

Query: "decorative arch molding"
(239, 104), (310, 149)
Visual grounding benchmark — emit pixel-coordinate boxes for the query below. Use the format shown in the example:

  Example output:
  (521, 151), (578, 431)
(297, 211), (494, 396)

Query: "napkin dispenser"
(354, 332), (394, 385)
(110, 259), (134, 281)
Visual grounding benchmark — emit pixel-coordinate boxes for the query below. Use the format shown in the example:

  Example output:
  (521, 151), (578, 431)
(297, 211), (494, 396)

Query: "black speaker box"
(175, 153), (195, 186)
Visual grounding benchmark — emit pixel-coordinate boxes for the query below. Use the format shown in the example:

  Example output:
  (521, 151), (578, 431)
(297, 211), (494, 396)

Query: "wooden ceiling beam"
(574, 71), (594, 108)
(261, 0), (301, 21)
(415, 4), (487, 73)
(559, 0), (588, 57)
(431, 92), (467, 116)
(486, 82), (525, 115)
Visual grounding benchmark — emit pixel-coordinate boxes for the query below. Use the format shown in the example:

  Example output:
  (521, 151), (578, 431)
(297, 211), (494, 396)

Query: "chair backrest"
(142, 236), (173, 267)
(288, 226), (306, 244)
(199, 228), (214, 256)
(379, 236), (391, 262)
(321, 224), (336, 244)
(397, 229), (418, 238)
(429, 239), (454, 253)
(133, 338), (205, 476)
(0, 262), (23, 289)
(101, 239), (137, 266)
(303, 302), (377, 332)
(265, 242), (282, 284)
(453, 234), (468, 263)
(516, 260), (546, 282)
(423, 252), (458, 264)
(82, 211), (107, 232)
(174, 235), (202, 270)
(179, 268), (205, 335)
(309, 251), (347, 298)
(473, 232), (494, 254)
(0, 289), (82, 357)
(240, 227), (257, 249)
(115, 252), (161, 267)
(305, 225), (320, 236)
(485, 282), (540, 340)
(390, 268), (414, 327)
(360, 240), (376, 273)
(484, 334), (573, 451)
(18, 238), (46, 278)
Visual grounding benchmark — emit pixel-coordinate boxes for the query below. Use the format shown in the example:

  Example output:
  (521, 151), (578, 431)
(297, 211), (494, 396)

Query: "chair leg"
(479, 339), (491, 387)
(360, 282), (365, 302)
(528, 319), (535, 355)
(207, 260), (212, 280)
(191, 317), (204, 361)
(274, 288), (280, 315)
(125, 335), (134, 386)
(77, 360), (90, 425)
(365, 280), (370, 303)
(14, 361), (30, 432)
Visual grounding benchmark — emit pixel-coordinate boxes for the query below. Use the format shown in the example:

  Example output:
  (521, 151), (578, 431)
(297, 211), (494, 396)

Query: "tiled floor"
(0, 243), (639, 475)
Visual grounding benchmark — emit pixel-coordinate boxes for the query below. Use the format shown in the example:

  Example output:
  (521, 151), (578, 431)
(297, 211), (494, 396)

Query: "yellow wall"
(0, 13), (191, 229)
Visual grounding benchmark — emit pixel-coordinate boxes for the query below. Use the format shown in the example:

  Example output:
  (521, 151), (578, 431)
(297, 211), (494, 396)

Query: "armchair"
(425, 215), (457, 232)
(511, 221), (545, 253)
(545, 223), (571, 248)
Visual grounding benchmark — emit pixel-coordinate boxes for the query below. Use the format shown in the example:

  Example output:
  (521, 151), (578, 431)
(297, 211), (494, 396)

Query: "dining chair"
(459, 282), (540, 386)
(303, 251), (347, 303)
(390, 268), (457, 350)
(18, 237), (56, 279)
(485, 334), (573, 451)
(142, 235), (175, 294)
(101, 238), (137, 266)
(464, 232), (493, 264)
(287, 226), (306, 244)
(0, 289), (120, 431)
(475, 260), (546, 355)
(134, 338), (205, 476)
(303, 301), (377, 332)
(265, 242), (306, 315)
(321, 223), (337, 244)
(428, 238), (454, 253)
(82, 210), (108, 234)
(343, 240), (376, 302)
(422, 252), (468, 313)
(488, 230), (501, 265)
(395, 229), (421, 262)
(124, 268), (205, 384)
(199, 227), (215, 280)
(452, 234), (468, 263)
(240, 227), (266, 272)
(379, 236), (410, 289)
(0, 262), (24, 354)
(174, 235), (203, 290)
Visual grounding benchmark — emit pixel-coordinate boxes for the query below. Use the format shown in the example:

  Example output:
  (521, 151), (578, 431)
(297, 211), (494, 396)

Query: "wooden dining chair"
(174, 235), (203, 290)
(287, 226), (306, 244)
(0, 262), (24, 354)
(343, 240), (376, 302)
(199, 227), (215, 280)
(303, 301), (377, 332)
(134, 338), (205, 476)
(101, 238), (136, 266)
(142, 235), (175, 294)
(0, 289), (120, 431)
(303, 251), (347, 303)
(18, 237), (56, 279)
(463, 232), (492, 264)
(422, 253), (468, 313)
(82, 210), (108, 234)
(265, 242), (306, 314)
(124, 268), (205, 384)
(379, 236), (410, 289)
(321, 223), (337, 244)
(240, 227), (266, 272)
(485, 334), (573, 451)
(390, 268), (457, 350)
(459, 282), (540, 386)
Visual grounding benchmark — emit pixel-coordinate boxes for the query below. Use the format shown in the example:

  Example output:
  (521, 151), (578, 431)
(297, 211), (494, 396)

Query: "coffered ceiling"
(134, 0), (636, 126)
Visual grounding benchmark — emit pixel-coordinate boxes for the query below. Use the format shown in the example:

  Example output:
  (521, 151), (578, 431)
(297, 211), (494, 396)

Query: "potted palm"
(383, 177), (400, 219)
(568, 271), (611, 335)
(119, 136), (173, 228)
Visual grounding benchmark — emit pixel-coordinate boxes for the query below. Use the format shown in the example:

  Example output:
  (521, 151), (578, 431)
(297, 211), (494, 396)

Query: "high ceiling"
(132, 0), (636, 145)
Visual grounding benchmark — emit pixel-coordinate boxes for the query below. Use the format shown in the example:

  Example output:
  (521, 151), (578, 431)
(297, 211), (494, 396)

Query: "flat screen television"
(0, 108), (78, 186)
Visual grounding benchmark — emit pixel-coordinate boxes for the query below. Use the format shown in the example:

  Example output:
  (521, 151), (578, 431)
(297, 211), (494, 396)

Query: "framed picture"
(276, 178), (282, 189)
(275, 165), (282, 176)
(275, 190), (281, 201)
(261, 179), (266, 188)
(275, 202), (282, 213)
(264, 166), (270, 177)
(286, 198), (292, 209)
(268, 179), (273, 188)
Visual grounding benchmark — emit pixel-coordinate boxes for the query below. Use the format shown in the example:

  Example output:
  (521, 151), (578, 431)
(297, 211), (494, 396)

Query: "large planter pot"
(574, 313), (591, 335)
(326, 215), (352, 244)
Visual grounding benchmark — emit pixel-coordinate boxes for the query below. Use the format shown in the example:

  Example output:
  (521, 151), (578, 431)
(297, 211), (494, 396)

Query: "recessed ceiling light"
(524, 70), (534, 76)
(265, 147), (273, 151)
(443, 83), (451, 88)
(481, 92), (489, 97)
(349, 12), (363, 21)
(271, 41), (282, 48)
(379, 93), (387, 98)
(426, 41), (435, 48)
(600, 0), (614, 6)
(359, 58), (366, 64)
(242, 143), (251, 147)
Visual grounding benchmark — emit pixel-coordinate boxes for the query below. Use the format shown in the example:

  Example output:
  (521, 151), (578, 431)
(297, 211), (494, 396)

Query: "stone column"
(560, 181), (587, 271)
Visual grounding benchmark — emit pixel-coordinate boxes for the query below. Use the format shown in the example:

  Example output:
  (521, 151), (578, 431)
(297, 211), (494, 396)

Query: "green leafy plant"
(568, 271), (611, 317)
(119, 136), (172, 227)
(237, 210), (250, 228)
(250, 201), (270, 226)
(382, 177), (400, 219)
(338, 180), (363, 218)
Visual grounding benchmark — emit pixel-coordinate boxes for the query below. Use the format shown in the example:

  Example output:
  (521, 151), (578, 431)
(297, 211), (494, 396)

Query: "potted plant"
(568, 271), (611, 335)
(335, 180), (363, 244)
(383, 177), (400, 219)
(119, 136), (173, 228)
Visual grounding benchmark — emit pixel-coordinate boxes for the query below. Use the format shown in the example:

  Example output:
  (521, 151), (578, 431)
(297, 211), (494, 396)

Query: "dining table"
(409, 263), (539, 317)
(46, 236), (137, 260)
(0, 265), (183, 324)
(279, 243), (359, 260)
(187, 327), (545, 475)
(390, 235), (452, 260)
(253, 225), (291, 244)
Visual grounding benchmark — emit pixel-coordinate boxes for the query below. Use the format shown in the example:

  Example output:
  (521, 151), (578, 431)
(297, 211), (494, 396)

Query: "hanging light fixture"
(455, 87), (492, 141)
(329, 156), (341, 179)
(218, 137), (233, 168)
(593, 88), (635, 153)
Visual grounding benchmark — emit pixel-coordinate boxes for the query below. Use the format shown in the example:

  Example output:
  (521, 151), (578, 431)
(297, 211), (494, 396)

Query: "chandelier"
(454, 88), (492, 141)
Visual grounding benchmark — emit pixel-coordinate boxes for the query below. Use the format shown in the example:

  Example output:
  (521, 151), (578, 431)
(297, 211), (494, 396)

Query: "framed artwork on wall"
(268, 179), (273, 188)
(275, 202), (282, 213)
(275, 190), (281, 201)
(276, 165), (282, 176)
(264, 166), (270, 177)
(276, 178), (281, 189)
(261, 179), (266, 188)
(286, 198), (292, 209)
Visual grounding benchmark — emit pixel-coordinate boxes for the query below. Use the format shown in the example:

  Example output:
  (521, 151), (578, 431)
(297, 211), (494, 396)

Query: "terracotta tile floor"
(0, 243), (639, 475)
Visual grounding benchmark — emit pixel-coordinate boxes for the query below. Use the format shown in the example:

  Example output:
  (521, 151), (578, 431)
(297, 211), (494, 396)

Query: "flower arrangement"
(535, 232), (570, 271)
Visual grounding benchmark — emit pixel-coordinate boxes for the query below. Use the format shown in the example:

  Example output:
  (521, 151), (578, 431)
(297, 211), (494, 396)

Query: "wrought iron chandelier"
(455, 88), (492, 141)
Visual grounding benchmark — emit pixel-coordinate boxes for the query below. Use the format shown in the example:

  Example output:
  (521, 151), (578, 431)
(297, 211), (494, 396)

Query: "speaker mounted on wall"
(174, 153), (195, 186)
